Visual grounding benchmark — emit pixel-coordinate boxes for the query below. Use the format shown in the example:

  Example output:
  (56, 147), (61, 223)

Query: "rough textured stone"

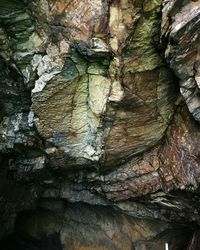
(0, 0), (200, 249)
(162, 0), (200, 122)
(6, 202), (191, 250)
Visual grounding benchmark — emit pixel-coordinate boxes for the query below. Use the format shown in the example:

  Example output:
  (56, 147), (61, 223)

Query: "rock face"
(162, 0), (200, 122)
(0, 0), (200, 249)
(3, 202), (191, 250)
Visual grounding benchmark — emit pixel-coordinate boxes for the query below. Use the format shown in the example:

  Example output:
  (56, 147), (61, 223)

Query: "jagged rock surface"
(0, 0), (200, 249)
(162, 0), (200, 122)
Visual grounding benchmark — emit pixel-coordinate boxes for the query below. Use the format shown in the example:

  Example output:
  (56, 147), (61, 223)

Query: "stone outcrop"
(0, 0), (200, 249)
(162, 0), (200, 122)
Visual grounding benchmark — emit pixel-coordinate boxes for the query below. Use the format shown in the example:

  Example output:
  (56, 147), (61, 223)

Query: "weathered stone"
(162, 0), (200, 122)
(104, 67), (177, 165)
(0, 0), (200, 248)
(159, 107), (200, 192)
(9, 202), (191, 250)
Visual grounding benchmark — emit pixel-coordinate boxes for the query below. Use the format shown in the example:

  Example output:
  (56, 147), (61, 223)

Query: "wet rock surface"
(0, 0), (200, 249)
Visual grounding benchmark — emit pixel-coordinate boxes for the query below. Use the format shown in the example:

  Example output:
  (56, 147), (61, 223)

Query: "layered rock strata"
(0, 0), (200, 249)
